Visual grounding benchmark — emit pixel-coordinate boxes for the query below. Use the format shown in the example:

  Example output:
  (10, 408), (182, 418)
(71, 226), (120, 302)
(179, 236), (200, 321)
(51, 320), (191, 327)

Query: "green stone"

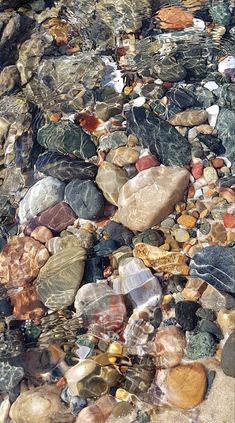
(186, 332), (216, 359)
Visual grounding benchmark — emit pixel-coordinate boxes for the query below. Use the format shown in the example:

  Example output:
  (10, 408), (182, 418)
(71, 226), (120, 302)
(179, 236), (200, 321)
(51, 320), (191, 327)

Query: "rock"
(217, 309), (235, 332)
(135, 155), (160, 172)
(0, 65), (20, 97)
(175, 301), (200, 330)
(221, 332), (235, 377)
(37, 121), (97, 160)
(99, 131), (128, 151)
(197, 134), (225, 155)
(203, 167), (218, 184)
(127, 107), (191, 166)
(118, 166), (190, 232)
(198, 319), (223, 341)
(177, 214), (197, 228)
(210, 222), (227, 244)
(133, 229), (164, 247)
(186, 331), (216, 359)
(153, 326), (186, 368)
(155, 57), (187, 82)
(96, 162), (128, 206)
(220, 188), (235, 203)
(18, 177), (65, 224)
(206, 104), (219, 128)
(190, 246), (235, 294)
(65, 180), (105, 220)
(200, 285), (235, 312)
(168, 109), (208, 127)
(133, 243), (189, 275)
(216, 108), (235, 162)
(0, 236), (49, 289)
(25, 202), (77, 234)
(218, 56), (235, 74)
(173, 228), (190, 243)
(35, 152), (98, 181)
(191, 162), (204, 179)
(11, 286), (46, 323)
(196, 307), (216, 321)
(224, 212), (235, 228)
(9, 385), (74, 423)
(36, 246), (86, 310)
(101, 221), (134, 246)
(166, 88), (195, 109)
(166, 363), (207, 409)
(0, 361), (24, 393)
(106, 147), (139, 167)
(31, 226), (53, 244)
(76, 395), (116, 423)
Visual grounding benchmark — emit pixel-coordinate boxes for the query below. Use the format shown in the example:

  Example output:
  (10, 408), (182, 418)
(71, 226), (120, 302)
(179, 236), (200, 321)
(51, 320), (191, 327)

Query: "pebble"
(173, 228), (190, 243)
(186, 332), (216, 359)
(198, 319), (223, 341)
(223, 212), (235, 228)
(221, 332), (235, 378)
(191, 162), (204, 179)
(175, 301), (200, 331)
(204, 81), (219, 91)
(154, 326), (186, 368)
(177, 214), (197, 228)
(168, 109), (208, 127)
(65, 180), (105, 220)
(196, 307), (216, 322)
(217, 309), (235, 332)
(203, 167), (218, 184)
(135, 155), (160, 172)
(31, 226), (53, 243)
(96, 161), (128, 206)
(166, 363), (207, 409)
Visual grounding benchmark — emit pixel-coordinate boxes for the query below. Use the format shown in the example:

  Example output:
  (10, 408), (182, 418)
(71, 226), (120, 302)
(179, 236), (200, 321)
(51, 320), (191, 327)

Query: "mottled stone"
(186, 332), (216, 359)
(36, 246), (86, 310)
(166, 363), (207, 409)
(37, 121), (97, 160)
(31, 226), (53, 244)
(118, 166), (190, 232)
(25, 202), (77, 234)
(210, 222), (227, 244)
(166, 88), (196, 109)
(106, 147), (139, 167)
(175, 301), (200, 330)
(154, 326), (186, 368)
(203, 166), (218, 184)
(168, 109), (208, 127)
(0, 236), (49, 289)
(18, 177), (65, 224)
(0, 361), (24, 393)
(11, 286), (46, 323)
(65, 180), (105, 220)
(190, 246), (235, 294)
(216, 108), (235, 162)
(99, 131), (128, 151)
(217, 309), (235, 332)
(198, 319), (223, 341)
(96, 162), (128, 206)
(221, 332), (235, 378)
(127, 107), (191, 166)
(35, 152), (98, 181)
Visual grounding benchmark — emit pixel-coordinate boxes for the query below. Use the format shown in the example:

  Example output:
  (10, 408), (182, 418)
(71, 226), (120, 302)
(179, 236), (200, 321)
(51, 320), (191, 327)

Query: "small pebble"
(203, 167), (218, 184)
(173, 228), (190, 243)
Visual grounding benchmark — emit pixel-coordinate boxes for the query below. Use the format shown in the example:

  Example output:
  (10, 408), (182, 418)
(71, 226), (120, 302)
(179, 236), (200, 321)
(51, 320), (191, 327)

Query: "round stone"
(186, 332), (216, 359)
(166, 363), (207, 409)
(173, 228), (190, 243)
(175, 301), (200, 330)
(65, 180), (105, 220)
(203, 167), (218, 184)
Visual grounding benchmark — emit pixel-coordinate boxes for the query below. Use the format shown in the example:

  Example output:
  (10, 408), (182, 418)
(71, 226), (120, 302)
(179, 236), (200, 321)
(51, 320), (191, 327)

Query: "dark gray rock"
(175, 301), (200, 331)
(216, 108), (235, 162)
(198, 319), (223, 341)
(102, 221), (134, 246)
(190, 246), (235, 294)
(221, 332), (235, 378)
(166, 88), (196, 109)
(127, 107), (191, 166)
(65, 179), (104, 220)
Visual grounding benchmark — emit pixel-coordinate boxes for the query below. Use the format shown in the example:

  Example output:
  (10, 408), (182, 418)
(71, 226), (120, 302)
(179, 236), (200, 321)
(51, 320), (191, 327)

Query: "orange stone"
(211, 158), (224, 169)
(224, 212), (235, 228)
(10, 286), (46, 323)
(177, 214), (197, 228)
(220, 188), (235, 203)
(31, 226), (53, 244)
(167, 363), (207, 409)
(154, 6), (194, 30)
(191, 163), (203, 179)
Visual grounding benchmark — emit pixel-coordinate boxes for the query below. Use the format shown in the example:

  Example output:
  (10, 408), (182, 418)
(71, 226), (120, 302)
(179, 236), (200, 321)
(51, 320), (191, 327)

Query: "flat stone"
(118, 166), (190, 232)
(96, 161), (128, 206)
(190, 246), (235, 294)
(127, 107), (191, 166)
(18, 176), (65, 224)
(200, 285), (235, 312)
(166, 363), (207, 409)
(221, 332), (235, 377)
(168, 109), (208, 127)
(65, 179), (105, 220)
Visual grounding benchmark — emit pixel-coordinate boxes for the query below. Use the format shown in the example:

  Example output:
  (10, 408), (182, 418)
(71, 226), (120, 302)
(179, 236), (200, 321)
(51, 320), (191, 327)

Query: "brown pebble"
(210, 222), (227, 244)
(220, 188), (235, 203)
(211, 158), (224, 169)
(217, 309), (235, 332)
(167, 363), (207, 409)
(177, 214), (197, 228)
(31, 226), (53, 243)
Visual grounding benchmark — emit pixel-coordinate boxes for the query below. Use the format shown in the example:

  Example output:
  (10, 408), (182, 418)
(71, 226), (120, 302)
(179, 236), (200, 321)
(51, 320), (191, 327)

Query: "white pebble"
(203, 166), (218, 184)
(132, 96), (146, 107)
(203, 81), (219, 91)
(206, 104), (219, 128)
(218, 56), (235, 73)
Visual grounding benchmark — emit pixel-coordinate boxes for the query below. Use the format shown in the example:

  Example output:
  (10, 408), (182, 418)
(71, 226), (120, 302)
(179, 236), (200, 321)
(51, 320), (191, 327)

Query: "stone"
(216, 108), (235, 162)
(9, 385), (74, 423)
(155, 57), (186, 82)
(118, 166), (190, 232)
(0, 236), (49, 289)
(203, 167), (218, 184)
(96, 162), (128, 206)
(0, 361), (24, 393)
(76, 395), (116, 423)
(197, 134), (225, 155)
(173, 229), (190, 243)
(224, 212), (235, 228)
(177, 214), (197, 228)
(99, 131), (128, 151)
(186, 332), (216, 360)
(154, 6), (193, 29)
(25, 202), (77, 234)
(106, 147), (139, 167)
(220, 188), (235, 203)
(175, 301), (200, 330)
(182, 278), (206, 302)
(133, 229), (164, 247)
(153, 326), (186, 368)
(31, 226), (53, 244)
(198, 320), (223, 341)
(221, 332), (235, 377)
(166, 363), (207, 409)
(166, 88), (195, 109)
(36, 246), (86, 310)
(191, 162), (204, 179)
(127, 107), (191, 166)
(206, 104), (219, 128)
(168, 109), (208, 127)
(35, 152), (98, 182)
(190, 246), (235, 294)
(37, 121), (97, 160)
(101, 221), (134, 246)
(196, 307), (216, 321)
(135, 155), (160, 172)
(210, 222), (227, 244)
(65, 180), (105, 220)
(200, 285), (235, 312)
(217, 309), (235, 332)
(133, 243), (189, 275)
(18, 177), (65, 224)
(10, 286), (46, 323)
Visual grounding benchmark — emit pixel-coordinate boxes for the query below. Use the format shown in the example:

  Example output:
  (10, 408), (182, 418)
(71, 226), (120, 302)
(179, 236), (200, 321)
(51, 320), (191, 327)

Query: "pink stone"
(224, 212), (235, 228)
(135, 155), (160, 172)
(191, 163), (203, 180)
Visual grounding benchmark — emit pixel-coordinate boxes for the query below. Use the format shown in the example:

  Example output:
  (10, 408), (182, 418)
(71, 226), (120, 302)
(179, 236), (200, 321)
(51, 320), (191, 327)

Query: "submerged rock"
(65, 180), (105, 220)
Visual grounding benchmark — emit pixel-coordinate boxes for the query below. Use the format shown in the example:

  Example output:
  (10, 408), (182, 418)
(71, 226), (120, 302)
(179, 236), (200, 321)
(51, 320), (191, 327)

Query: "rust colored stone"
(154, 6), (194, 30)
(10, 286), (46, 323)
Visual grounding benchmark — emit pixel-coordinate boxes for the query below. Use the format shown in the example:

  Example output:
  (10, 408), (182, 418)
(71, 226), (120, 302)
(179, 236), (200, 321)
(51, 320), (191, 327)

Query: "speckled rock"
(96, 162), (128, 206)
(65, 180), (105, 220)
(118, 166), (190, 232)
(186, 332), (216, 359)
(18, 177), (65, 224)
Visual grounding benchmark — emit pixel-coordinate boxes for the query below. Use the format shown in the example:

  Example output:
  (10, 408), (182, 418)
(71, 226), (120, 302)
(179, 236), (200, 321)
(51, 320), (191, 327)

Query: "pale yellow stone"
(217, 309), (235, 332)
(96, 161), (128, 206)
(118, 166), (190, 232)
(106, 146), (140, 167)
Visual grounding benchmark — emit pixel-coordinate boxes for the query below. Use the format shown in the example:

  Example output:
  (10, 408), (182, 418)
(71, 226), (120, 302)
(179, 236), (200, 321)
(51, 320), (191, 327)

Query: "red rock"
(10, 286), (46, 323)
(163, 82), (173, 88)
(191, 163), (203, 179)
(224, 212), (235, 228)
(135, 155), (160, 172)
(24, 202), (77, 234)
(211, 158), (224, 169)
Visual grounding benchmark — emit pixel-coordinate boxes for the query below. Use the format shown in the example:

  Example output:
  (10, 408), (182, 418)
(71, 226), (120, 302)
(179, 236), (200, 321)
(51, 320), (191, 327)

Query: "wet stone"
(65, 179), (105, 220)
(186, 332), (216, 359)
(175, 301), (200, 331)
(221, 332), (235, 378)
